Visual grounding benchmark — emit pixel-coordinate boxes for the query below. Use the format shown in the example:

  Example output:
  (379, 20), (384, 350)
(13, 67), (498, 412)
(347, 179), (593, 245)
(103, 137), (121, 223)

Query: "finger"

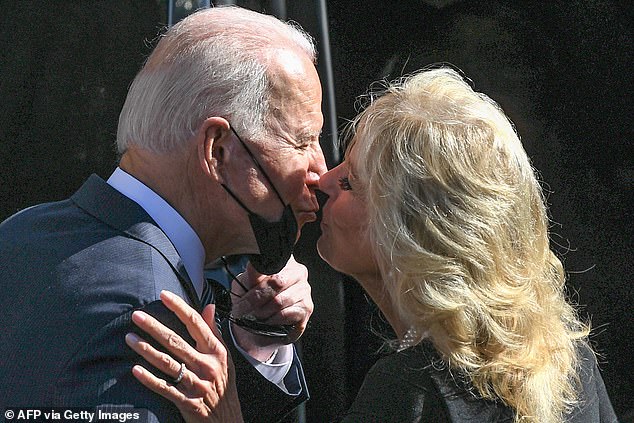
(160, 290), (220, 354)
(235, 279), (312, 322)
(231, 272), (250, 297)
(233, 270), (273, 300)
(263, 303), (311, 325)
(125, 332), (185, 381)
(241, 262), (263, 290)
(131, 310), (199, 365)
(242, 256), (305, 291)
(243, 293), (301, 323)
(131, 364), (190, 404)
(232, 274), (288, 313)
(133, 365), (220, 422)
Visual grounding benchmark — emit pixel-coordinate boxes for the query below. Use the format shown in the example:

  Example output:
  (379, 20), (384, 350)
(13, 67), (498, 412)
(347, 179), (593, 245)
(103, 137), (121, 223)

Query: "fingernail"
(161, 290), (174, 300)
(125, 332), (139, 344)
(131, 311), (146, 323)
(132, 365), (144, 377)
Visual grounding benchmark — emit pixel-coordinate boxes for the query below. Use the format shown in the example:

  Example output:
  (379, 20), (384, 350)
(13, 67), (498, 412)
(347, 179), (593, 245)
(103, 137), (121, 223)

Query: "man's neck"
(118, 147), (246, 264)
(120, 150), (186, 208)
(108, 167), (206, 297)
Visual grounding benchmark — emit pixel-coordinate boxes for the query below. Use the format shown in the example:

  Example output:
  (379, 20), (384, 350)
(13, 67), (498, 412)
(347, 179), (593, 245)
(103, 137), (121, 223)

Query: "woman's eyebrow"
(347, 162), (358, 181)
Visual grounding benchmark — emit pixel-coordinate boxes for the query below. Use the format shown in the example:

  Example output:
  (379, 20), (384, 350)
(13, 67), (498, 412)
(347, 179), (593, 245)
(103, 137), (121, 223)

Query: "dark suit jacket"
(338, 341), (618, 422)
(0, 174), (307, 422)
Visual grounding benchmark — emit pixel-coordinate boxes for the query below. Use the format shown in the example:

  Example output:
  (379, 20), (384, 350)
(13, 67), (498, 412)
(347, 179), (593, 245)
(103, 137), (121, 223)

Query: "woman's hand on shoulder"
(125, 290), (243, 422)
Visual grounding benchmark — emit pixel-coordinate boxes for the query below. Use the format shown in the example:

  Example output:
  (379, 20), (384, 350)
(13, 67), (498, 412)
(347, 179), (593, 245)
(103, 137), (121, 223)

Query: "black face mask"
(221, 126), (298, 275)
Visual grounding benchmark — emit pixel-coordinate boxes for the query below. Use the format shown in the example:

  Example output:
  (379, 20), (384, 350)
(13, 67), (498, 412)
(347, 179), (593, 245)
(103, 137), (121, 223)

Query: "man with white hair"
(0, 6), (326, 422)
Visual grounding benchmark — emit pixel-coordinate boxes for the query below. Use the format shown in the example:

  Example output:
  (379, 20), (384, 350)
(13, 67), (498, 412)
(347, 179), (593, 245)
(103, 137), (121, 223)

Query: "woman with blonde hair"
(126, 67), (617, 422)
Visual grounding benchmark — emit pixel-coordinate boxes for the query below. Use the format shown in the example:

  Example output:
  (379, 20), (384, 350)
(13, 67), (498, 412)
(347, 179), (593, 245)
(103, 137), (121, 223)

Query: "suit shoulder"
(1, 199), (77, 232)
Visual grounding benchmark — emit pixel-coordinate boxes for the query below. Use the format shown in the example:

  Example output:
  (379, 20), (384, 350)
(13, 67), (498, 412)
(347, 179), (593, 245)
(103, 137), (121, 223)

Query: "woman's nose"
(318, 166), (338, 195)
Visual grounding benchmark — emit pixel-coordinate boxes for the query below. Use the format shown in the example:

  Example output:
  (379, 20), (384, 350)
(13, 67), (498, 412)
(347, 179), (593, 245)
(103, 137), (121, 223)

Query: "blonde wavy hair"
(347, 67), (590, 422)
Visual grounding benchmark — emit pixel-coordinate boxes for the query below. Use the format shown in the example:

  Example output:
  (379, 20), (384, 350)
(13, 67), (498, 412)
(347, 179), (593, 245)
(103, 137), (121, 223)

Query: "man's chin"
(296, 211), (318, 228)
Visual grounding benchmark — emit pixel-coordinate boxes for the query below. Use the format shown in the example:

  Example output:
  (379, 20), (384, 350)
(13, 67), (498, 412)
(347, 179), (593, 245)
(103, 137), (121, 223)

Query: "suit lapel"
(71, 174), (201, 309)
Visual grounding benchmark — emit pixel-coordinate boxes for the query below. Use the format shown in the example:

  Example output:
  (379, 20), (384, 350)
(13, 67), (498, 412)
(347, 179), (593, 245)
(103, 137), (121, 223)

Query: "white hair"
(116, 6), (316, 154)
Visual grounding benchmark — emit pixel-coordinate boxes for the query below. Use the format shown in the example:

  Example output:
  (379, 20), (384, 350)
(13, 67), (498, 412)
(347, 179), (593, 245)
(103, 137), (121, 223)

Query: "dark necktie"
(201, 277), (233, 317)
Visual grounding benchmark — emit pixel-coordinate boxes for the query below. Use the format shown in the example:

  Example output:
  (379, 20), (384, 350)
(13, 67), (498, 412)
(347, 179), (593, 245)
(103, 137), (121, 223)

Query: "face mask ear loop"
(229, 126), (286, 206)
(220, 256), (249, 294)
(220, 183), (252, 215)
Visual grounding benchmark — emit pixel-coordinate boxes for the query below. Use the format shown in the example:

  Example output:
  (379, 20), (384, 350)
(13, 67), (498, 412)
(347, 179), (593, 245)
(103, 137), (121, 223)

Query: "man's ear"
(197, 117), (231, 182)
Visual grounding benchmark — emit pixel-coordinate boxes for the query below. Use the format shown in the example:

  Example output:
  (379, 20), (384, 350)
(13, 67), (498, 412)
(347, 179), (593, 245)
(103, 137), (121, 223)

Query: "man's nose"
(306, 169), (321, 189)
(306, 145), (327, 189)
(310, 143), (328, 176)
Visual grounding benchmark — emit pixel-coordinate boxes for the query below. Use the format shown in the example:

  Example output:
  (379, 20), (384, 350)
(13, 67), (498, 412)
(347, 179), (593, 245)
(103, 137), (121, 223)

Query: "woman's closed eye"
(338, 177), (352, 191)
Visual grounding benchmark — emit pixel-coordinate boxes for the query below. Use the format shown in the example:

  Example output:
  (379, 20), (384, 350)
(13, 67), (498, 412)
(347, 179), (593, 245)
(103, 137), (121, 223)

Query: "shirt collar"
(107, 167), (205, 299)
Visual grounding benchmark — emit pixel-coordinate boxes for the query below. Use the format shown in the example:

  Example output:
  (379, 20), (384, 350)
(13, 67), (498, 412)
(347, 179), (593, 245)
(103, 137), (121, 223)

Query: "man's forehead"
(267, 47), (315, 74)
(262, 49), (323, 148)
(265, 104), (323, 145)
(265, 48), (322, 102)
(265, 105), (319, 127)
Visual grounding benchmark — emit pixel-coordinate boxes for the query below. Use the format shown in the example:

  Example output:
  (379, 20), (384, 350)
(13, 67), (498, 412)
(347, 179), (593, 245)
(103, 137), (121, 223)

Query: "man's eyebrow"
(295, 130), (322, 145)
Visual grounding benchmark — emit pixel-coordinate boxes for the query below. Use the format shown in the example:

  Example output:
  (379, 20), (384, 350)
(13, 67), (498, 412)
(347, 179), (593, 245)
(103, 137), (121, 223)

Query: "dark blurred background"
(1, 1), (631, 421)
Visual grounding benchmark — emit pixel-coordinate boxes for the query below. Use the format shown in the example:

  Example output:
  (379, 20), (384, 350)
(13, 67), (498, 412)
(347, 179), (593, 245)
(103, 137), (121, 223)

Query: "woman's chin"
(315, 237), (330, 264)
(316, 238), (341, 271)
